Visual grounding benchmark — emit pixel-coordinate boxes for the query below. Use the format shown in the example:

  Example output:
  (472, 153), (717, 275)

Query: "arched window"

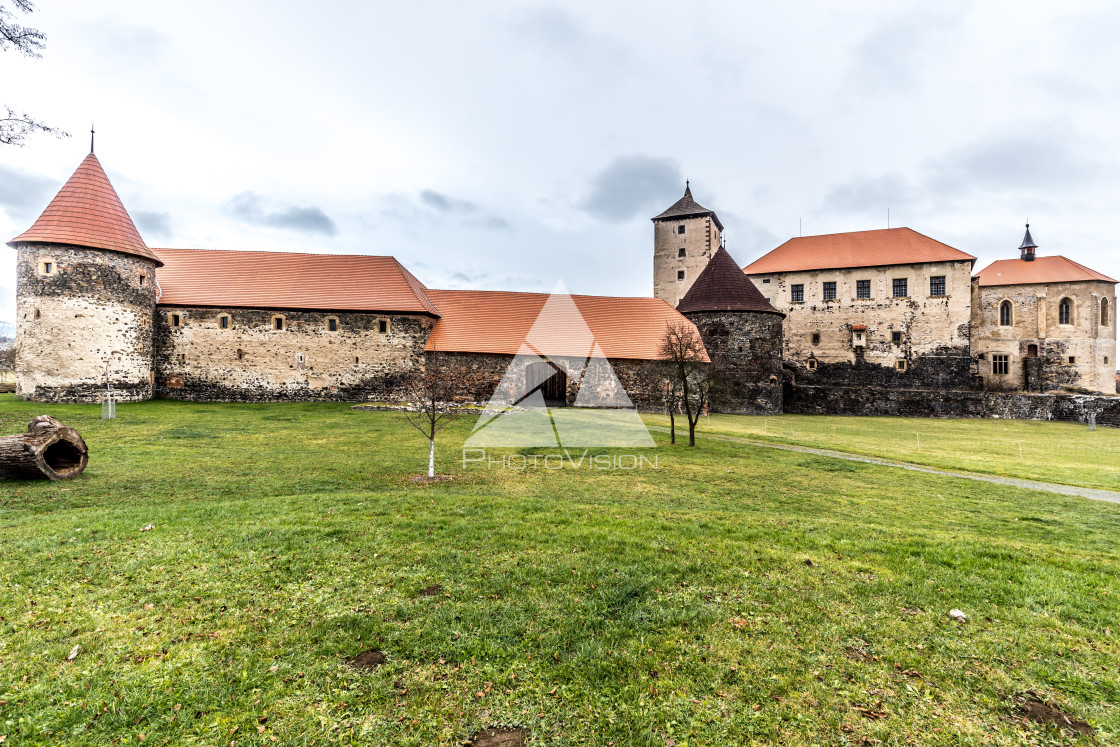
(1102, 298), (1110, 326)
(999, 300), (1012, 326)
(1058, 298), (1072, 325)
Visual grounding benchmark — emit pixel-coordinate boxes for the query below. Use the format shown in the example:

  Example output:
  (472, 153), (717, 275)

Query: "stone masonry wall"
(748, 259), (973, 389)
(786, 383), (1120, 428)
(15, 244), (157, 402)
(153, 306), (434, 401)
(972, 279), (1116, 393)
(685, 309), (784, 415)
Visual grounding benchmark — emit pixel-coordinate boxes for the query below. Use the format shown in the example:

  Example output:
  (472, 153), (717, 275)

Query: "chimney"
(1019, 223), (1038, 261)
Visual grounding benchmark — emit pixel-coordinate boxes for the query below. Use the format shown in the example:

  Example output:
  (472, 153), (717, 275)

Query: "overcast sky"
(2, 0), (1118, 360)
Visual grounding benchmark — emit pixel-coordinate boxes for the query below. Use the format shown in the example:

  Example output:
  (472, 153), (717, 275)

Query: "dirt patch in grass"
(411, 474), (454, 484)
(1021, 698), (1094, 736)
(418, 583), (443, 597)
(468, 727), (526, 747)
(348, 649), (387, 670)
(844, 645), (872, 662)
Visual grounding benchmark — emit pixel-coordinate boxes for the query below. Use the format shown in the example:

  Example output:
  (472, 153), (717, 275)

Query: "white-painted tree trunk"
(428, 437), (435, 478)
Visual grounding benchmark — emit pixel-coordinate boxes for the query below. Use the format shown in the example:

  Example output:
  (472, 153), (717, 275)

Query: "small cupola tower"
(6, 148), (161, 403)
(1019, 223), (1038, 262)
(652, 182), (724, 307)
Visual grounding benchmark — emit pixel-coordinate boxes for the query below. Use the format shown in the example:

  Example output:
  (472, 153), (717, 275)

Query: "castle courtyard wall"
(748, 260), (973, 389)
(684, 309), (784, 415)
(153, 306), (434, 401)
(15, 244), (157, 402)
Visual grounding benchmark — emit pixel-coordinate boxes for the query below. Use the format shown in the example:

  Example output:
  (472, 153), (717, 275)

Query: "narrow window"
(892, 331), (903, 343)
(355, 357), (360, 365)
(139, 274), (147, 287)
(1102, 298), (1109, 326)
(992, 354), (1009, 375)
(677, 225), (685, 235)
(856, 279), (871, 299)
(896, 359), (907, 372)
(999, 301), (1012, 326)
(811, 332), (820, 345)
(218, 314), (230, 329)
(177, 353), (186, 364)
(34, 308), (41, 319)
(170, 313), (181, 328)
(273, 316), (284, 331)
(892, 278), (908, 298)
(39, 260), (55, 275)
(762, 278), (770, 284)
(1026, 344), (1038, 357)
(790, 284), (804, 303)
(678, 248), (686, 258)
(1058, 298), (1071, 325)
(236, 349), (244, 361)
(807, 359), (818, 370)
(1105, 356), (1110, 365)
(327, 318), (338, 332)
(930, 276), (945, 296)
(822, 281), (837, 301)
(1068, 356), (1076, 365)
(677, 270), (685, 280)
(378, 319), (389, 334)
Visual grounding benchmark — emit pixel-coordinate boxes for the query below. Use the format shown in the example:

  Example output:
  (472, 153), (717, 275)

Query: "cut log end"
(0, 417), (89, 481)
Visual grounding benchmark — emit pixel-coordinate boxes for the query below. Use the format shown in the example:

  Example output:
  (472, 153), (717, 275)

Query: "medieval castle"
(6, 151), (1118, 423)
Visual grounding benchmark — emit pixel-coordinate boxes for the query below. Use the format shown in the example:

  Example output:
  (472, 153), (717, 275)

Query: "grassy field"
(1, 395), (1119, 746)
(641, 413), (1120, 493)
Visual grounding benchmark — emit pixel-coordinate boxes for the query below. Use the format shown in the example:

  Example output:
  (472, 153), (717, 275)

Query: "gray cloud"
(133, 210), (172, 239)
(824, 173), (916, 214)
(848, 6), (966, 93)
(0, 164), (56, 218)
(228, 192), (337, 236)
(580, 155), (684, 222)
(381, 190), (510, 231)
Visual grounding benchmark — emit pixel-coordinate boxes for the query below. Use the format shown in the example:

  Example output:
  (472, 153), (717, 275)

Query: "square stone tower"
(652, 183), (723, 308)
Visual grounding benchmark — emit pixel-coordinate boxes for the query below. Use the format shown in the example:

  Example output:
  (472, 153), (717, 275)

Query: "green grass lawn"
(1, 395), (1118, 746)
(641, 412), (1120, 493)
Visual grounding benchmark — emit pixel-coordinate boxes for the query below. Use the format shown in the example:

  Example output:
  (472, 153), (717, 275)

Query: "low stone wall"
(786, 384), (1120, 427)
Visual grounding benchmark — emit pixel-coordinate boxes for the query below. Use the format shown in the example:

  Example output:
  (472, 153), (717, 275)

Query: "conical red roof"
(7, 153), (161, 265)
(677, 247), (780, 314)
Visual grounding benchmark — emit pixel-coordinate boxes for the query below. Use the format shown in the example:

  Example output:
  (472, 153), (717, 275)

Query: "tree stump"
(0, 415), (89, 480)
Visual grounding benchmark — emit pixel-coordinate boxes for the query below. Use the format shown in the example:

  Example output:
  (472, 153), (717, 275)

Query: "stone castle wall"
(685, 309), (785, 415)
(748, 259), (973, 389)
(153, 306), (434, 401)
(972, 279), (1116, 393)
(653, 215), (721, 308)
(15, 244), (157, 402)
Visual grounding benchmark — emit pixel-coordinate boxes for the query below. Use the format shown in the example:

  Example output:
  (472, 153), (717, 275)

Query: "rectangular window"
(762, 278), (770, 284)
(327, 318), (338, 332)
(791, 284), (804, 303)
(1068, 356), (1076, 365)
(177, 353), (186, 364)
(170, 313), (181, 328)
(822, 281), (837, 301)
(856, 279), (871, 299)
(678, 248), (686, 258)
(677, 270), (685, 280)
(891, 331), (903, 343)
(896, 359), (907, 372)
(219, 316), (230, 329)
(274, 317), (284, 331)
(930, 276), (946, 296)
(992, 354), (1009, 375)
(807, 359), (817, 370)
(378, 319), (388, 334)
(677, 225), (685, 234)
(811, 332), (820, 345)
(892, 278), (908, 298)
(139, 274), (147, 287)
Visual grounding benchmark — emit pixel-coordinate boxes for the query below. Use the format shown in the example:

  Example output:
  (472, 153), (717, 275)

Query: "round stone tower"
(676, 246), (786, 414)
(6, 151), (162, 402)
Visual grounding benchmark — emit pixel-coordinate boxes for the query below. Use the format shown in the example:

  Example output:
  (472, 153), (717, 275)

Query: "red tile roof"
(425, 288), (704, 361)
(742, 227), (975, 274)
(152, 248), (441, 315)
(974, 255), (1117, 286)
(677, 247), (780, 314)
(7, 153), (162, 265)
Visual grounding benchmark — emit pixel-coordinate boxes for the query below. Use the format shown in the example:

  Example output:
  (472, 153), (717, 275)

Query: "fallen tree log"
(0, 415), (89, 480)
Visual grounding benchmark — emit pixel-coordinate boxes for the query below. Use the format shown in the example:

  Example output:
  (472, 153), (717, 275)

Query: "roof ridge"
(153, 247), (399, 260)
(429, 287), (673, 303)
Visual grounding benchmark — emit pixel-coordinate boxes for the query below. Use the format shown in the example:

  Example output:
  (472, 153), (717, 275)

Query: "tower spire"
(90, 125), (95, 154)
(1019, 222), (1037, 262)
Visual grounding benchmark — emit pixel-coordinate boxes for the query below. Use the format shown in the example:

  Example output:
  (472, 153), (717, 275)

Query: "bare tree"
(0, 334), (14, 371)
(659, 322), (721, 447)
(403, 353), (463, 478)
(1, 1), (67, 146)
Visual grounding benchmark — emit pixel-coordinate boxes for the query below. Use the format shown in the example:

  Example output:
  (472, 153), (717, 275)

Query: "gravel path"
(648, 426), (1120, 505)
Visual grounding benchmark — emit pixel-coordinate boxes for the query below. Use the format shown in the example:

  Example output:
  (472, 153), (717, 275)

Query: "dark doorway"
(526, 362), (567, 406)
(1026, 344), (1038, 357)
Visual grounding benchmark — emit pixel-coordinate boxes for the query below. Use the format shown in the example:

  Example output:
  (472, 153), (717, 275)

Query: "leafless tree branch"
(1, 2), (67, 146)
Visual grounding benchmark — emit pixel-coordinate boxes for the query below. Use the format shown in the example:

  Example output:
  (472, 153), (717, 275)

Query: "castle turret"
(1019, 223), (1038, 261)
(7, 152), (161, 402)
(677, 246), (785, 413)
(652, 183), (723, 307)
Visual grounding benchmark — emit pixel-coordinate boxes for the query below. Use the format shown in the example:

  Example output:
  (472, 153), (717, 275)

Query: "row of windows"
(38, 260), (151, 288)
(998, 298), (1110, 327)
(989, 352), (1103, 374)
(167, 312), (389, 334)
(789, 276), (945, 303)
